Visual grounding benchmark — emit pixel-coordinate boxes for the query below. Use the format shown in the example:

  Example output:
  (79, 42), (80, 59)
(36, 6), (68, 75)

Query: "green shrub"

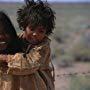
(70, 76), (90, 90)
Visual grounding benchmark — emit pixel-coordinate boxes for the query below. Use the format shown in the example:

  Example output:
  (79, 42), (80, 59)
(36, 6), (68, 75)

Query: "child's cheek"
(0, 43), (7, 50)
(37, 34), (45, 41)
(25, 32), (32, 41)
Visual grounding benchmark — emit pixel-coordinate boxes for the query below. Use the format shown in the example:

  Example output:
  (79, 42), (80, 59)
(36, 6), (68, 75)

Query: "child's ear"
(45, 34), (48, 37)
(19, 31), (26, 39)
(22, 31), (26, 39)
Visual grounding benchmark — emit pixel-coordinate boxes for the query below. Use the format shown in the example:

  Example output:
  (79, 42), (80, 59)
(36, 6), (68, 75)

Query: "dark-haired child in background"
(0, 11), (22, 90)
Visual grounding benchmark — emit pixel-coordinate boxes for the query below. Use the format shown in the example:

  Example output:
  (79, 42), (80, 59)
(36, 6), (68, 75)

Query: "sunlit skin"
(24, 26), (46, 44)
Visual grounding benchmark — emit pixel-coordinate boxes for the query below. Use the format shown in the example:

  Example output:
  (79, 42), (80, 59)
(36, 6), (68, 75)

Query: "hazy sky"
(0, 0), (90, 2)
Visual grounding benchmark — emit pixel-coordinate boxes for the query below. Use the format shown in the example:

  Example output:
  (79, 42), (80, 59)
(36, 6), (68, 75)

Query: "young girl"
(0, 0), (56, 90)
(17, 0), (56, 89)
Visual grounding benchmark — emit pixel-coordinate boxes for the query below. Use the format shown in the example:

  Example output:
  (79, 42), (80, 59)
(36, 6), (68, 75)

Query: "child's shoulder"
(38, 36), (51, 46)
(34, 37), (51, 51)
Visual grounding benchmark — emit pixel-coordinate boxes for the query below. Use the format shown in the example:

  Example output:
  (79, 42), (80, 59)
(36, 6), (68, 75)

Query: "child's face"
(0, 28), (11, 50)
(25, 26), (46, 44)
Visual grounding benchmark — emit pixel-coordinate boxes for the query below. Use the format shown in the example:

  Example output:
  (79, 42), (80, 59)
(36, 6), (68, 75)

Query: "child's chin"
(0, 43), (7, 51)
(28, 40), (39, 44)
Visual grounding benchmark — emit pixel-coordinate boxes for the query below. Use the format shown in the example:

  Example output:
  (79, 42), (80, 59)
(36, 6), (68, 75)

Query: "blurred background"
(0, 0), (90, 90)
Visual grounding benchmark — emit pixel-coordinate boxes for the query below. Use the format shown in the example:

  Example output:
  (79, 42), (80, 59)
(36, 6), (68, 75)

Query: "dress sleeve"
(0, 54), (14, 62)
(7, 53), (40, 75)
(7, 39), (51, 75)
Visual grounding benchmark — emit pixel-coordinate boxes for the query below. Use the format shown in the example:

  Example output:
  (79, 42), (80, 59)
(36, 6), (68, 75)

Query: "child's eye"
(28, 26), (33, 31)
(39, 29), (45, 33)
(28, 28), (33, 31)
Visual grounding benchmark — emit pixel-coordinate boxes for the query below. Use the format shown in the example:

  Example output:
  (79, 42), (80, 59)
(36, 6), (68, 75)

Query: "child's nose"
(32, 33), (37, 36)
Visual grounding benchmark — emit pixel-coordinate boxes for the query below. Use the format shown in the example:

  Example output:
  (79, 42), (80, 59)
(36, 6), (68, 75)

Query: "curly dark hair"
(17, 0), (56, 35)
(0, 11), (22, 54)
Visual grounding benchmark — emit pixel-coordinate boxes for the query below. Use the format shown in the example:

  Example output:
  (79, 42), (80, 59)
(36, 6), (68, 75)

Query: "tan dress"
(0, 38), (55, 90)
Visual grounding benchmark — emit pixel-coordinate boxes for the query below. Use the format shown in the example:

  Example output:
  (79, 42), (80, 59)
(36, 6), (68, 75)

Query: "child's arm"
(0, 39), (51, 75)
(7, 53), (40, 75)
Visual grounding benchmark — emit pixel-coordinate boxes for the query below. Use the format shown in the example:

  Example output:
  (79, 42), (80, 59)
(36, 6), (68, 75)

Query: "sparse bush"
(70, 76), (90, 90)
(54, 36), (63, 43)
(58, 54), (74, 68)
(72, 38), (90, 62)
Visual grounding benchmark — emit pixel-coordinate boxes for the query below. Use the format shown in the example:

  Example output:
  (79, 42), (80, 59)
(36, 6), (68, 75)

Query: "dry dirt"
(55, 62), (90, 90)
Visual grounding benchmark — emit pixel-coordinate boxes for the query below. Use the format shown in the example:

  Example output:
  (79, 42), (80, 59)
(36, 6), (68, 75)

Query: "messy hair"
(0, 11), (17, 38)
(17, 0), (56, 35)
(0, 11), (22, 54)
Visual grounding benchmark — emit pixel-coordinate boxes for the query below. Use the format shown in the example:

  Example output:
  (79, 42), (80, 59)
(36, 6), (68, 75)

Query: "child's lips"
(30, 40), (37, 44)
(0, 41), (7, 45)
